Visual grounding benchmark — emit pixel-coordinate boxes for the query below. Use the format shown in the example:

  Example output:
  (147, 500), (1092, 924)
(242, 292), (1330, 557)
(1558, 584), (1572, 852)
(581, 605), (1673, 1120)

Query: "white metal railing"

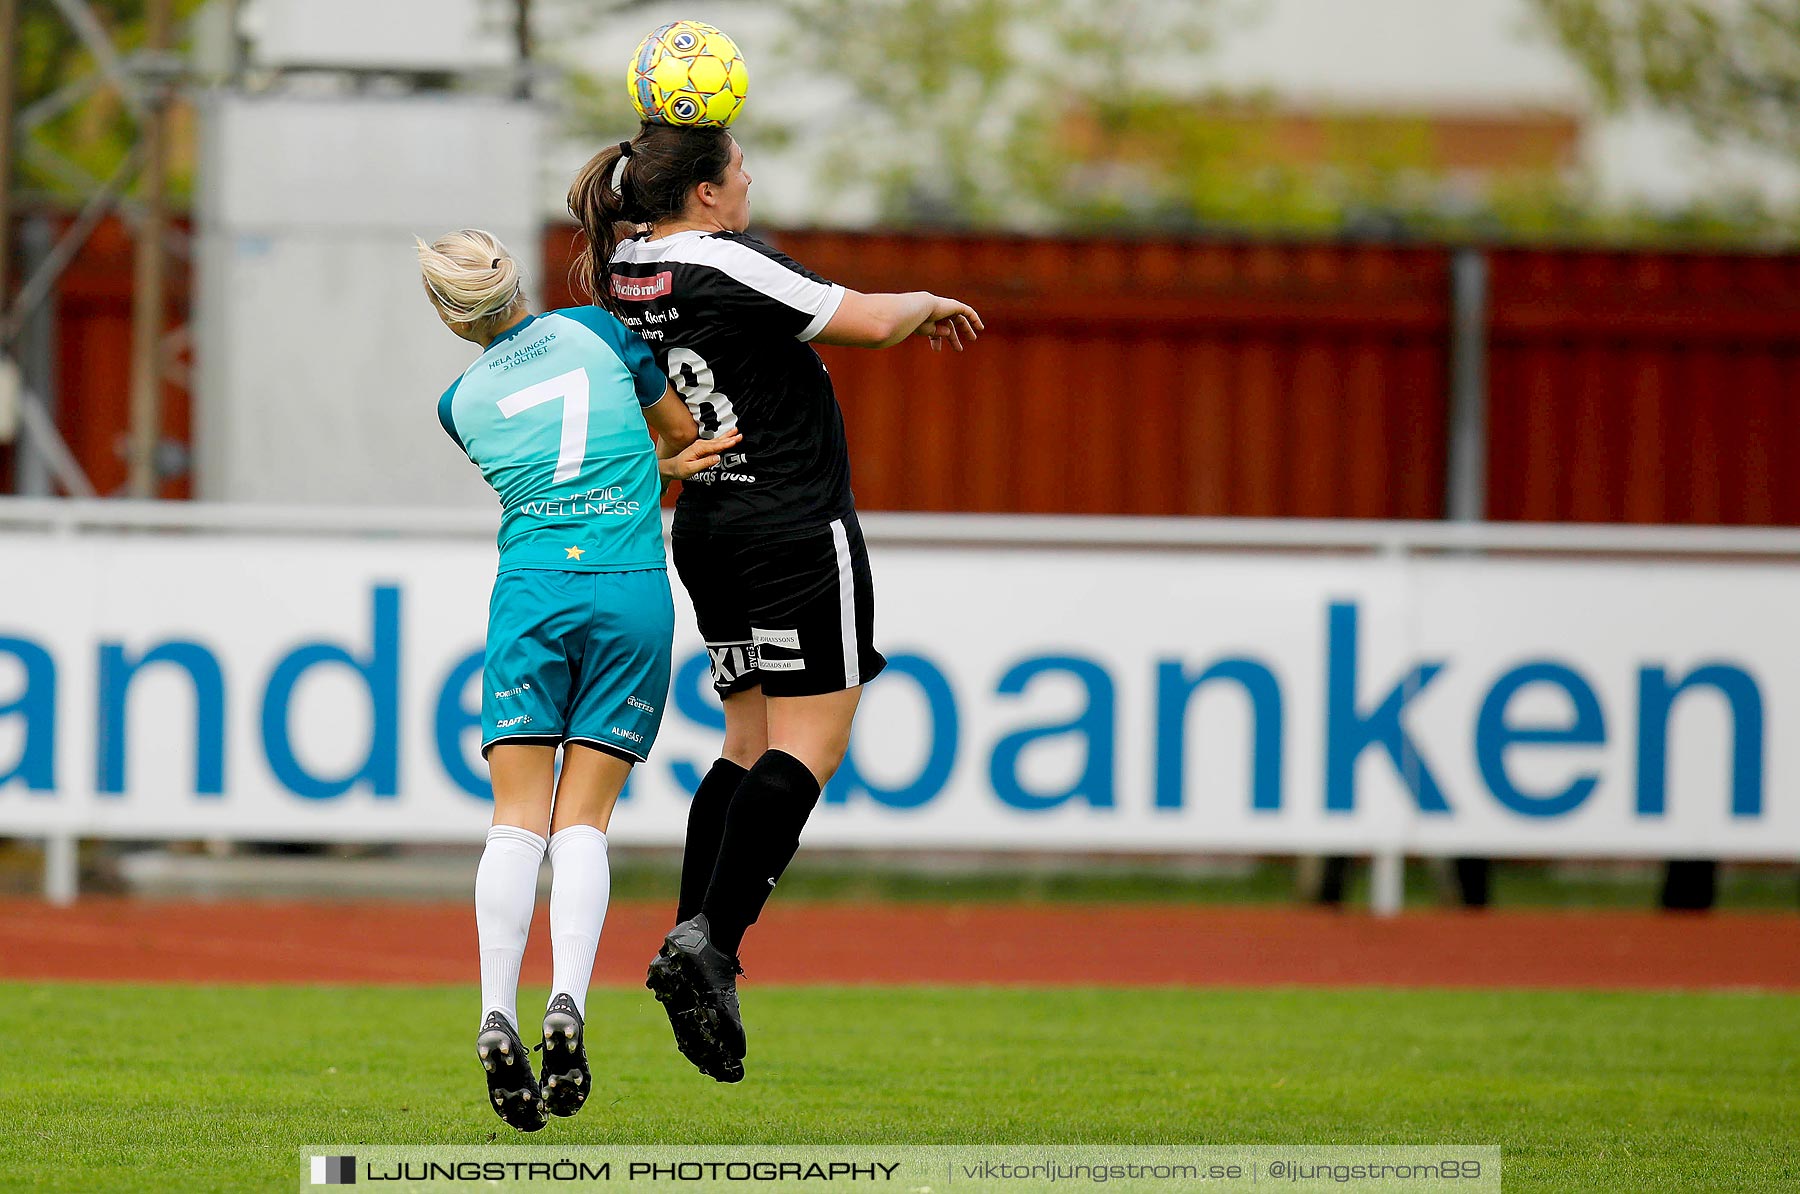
(6, 497), (1800, 558)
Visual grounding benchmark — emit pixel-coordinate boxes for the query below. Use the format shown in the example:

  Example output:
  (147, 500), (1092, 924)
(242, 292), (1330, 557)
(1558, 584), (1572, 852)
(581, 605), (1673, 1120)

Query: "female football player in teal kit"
(417, 228), (738, 1131)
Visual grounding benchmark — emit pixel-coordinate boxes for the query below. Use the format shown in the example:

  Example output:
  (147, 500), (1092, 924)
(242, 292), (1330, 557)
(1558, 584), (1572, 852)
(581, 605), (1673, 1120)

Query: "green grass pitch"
(0, 983), (1793, 1192)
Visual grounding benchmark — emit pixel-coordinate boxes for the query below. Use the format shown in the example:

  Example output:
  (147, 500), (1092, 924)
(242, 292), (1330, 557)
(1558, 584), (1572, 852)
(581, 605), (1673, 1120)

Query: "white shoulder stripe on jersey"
(612, 233), (845, 341)
(610, 230), (704, 264)
(798, 283), (845, 342)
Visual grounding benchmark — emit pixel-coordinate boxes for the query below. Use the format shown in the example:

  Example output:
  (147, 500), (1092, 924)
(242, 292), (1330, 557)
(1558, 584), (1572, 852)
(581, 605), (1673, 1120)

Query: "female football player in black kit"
(568, 125), (981, 1082)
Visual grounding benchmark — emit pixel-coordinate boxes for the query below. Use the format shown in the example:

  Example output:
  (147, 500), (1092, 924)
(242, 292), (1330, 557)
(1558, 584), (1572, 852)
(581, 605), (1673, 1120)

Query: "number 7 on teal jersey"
(497, 367), (591, 483)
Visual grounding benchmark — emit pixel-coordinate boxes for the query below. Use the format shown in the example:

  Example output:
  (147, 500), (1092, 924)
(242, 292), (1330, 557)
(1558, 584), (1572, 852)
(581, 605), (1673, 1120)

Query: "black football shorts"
(672, 511), (887, 699)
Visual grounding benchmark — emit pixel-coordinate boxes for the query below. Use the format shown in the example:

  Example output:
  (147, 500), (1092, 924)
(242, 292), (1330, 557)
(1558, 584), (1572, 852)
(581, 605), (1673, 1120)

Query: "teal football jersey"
(438, 308), (670, 573)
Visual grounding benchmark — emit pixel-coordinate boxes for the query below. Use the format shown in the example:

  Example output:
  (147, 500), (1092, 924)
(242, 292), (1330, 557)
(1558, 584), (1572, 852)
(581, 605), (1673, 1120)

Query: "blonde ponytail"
(415, 229), (525, 324)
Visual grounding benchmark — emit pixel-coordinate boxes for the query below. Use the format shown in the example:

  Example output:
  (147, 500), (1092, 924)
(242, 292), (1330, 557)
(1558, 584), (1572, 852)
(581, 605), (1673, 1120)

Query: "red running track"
(0, 900), (1795, 990)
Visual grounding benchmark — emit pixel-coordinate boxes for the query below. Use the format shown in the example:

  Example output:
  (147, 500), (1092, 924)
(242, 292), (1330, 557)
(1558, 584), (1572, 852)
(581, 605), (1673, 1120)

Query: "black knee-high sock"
(678, 758), (748, 925)
(701, 749), (821, 956)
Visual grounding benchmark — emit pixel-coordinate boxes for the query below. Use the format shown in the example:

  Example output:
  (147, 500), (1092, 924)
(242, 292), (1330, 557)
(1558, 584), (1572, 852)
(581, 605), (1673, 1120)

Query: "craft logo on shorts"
(610, 272), (674, 302)
(496, 714), (533, 729)
(310, 1155), (356, 1185)
(706, 640), (757, 687)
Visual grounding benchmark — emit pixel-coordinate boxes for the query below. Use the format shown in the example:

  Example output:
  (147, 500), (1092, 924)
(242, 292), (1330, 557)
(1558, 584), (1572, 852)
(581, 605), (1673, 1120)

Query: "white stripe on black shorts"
(672, 511), (886, 698)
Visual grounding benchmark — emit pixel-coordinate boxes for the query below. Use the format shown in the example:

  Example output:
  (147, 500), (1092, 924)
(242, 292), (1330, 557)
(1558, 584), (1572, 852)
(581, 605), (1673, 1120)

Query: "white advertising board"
(0, 522), (1793, 859)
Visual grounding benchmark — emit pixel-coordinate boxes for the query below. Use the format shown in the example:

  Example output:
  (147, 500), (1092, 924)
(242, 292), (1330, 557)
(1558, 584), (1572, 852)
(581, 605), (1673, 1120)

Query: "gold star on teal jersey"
(565, 546), (585, 560)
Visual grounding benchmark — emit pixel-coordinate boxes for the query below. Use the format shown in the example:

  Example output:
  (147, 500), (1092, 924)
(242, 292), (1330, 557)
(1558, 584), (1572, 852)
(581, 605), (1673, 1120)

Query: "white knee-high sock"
(475, 824), (547, 1031)
(548, 824), (610, 1018)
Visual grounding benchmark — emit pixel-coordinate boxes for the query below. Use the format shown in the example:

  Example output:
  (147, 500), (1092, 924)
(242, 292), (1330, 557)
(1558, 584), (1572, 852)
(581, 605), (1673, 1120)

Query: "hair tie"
(490, 258), (501, 269)
(617, 140), (633, 159)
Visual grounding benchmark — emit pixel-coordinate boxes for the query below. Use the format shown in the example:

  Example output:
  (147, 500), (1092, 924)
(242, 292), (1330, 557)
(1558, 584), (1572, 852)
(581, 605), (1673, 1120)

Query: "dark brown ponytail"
(567, 122), (735, 319)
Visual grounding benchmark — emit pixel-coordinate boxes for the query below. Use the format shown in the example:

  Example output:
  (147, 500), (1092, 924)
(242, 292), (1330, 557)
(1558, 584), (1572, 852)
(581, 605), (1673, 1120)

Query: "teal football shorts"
(481, 567), (674, 762)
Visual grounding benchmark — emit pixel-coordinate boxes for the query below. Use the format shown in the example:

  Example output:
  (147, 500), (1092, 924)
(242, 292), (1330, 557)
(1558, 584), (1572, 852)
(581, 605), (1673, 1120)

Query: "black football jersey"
(607, 230), (853, 537)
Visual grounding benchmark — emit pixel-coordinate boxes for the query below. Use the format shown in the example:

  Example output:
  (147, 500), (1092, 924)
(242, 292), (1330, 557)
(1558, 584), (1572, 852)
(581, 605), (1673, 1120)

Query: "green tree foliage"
(14, 0), (207, 198)
(771, 0), (1224, 227)
(1531, 0), (1800, 158)
(555, 0), (1573, 236)
(552, 0), (1797, 244)
(538, 0), (661, 132)
(551, 0), (1235, 227)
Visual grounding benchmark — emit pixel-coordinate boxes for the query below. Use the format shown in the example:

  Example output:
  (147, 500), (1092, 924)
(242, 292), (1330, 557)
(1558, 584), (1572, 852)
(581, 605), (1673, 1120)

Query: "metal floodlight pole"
(1441, 247), (1493, 911)
(126, 0), (175, 498)
(17, 216), (58, 497)
(222, 0), (245, 86)
(515, 0), (533, 100)
(1445, 248), (1490, 523)
(49, 0), (147, 120)
(0, 0), (19, 306)
(1, 143), (146, 347)
(17, 60), (107, 132)
(16, 382), (97, 497)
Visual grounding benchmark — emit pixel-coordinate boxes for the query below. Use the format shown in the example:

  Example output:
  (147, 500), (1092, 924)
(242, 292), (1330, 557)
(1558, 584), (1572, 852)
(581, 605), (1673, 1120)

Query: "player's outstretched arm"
(815, 291), (983, 352)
